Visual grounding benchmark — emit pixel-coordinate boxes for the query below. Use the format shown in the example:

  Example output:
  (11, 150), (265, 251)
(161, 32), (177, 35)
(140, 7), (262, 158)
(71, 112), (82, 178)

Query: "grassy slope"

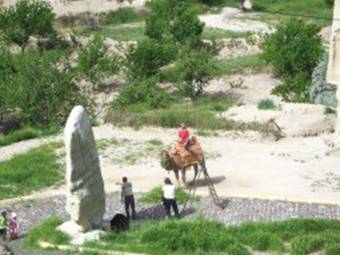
(0, 143), (63, 199)
(107, 96), (262, 132)
(29, 218), (340, 255)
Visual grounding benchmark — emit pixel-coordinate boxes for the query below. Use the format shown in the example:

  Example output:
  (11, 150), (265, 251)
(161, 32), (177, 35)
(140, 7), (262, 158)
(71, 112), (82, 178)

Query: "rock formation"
(58, 105), (105, 244)
(241, 0), (252, 11)
(327, 0), (340, 136)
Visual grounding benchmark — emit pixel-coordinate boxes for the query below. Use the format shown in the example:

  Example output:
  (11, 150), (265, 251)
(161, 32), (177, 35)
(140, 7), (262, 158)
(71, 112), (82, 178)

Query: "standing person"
(162, 178), (179, 219)
(0, 211), (7, 241)
(121, 177), (136, 220)
(8, 212), (19, 240)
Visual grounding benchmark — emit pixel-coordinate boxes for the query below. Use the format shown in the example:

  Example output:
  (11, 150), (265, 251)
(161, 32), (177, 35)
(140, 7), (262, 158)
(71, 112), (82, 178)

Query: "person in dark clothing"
(162, 178), (179, 218)
(121, 177), (136, 220)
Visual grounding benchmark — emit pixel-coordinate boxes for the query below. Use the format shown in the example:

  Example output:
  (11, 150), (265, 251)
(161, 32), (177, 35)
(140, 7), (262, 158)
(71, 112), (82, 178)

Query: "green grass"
(251, 0), (333, 26)
(202, 27), (252, 40)
(102, 8), (145, 25)
(0, 127), (58, 147)
(257, 99), (276, 110)
(161, 54), (266, 85)
(212, 54), (268, 76)
(139, 186), (199, 205)
(31, 218), (340, 255)
(0, 143), (63, 199)
(26, 217), (70, 249)
(76, 24), (146, 42)
(107, 96), (262, 131)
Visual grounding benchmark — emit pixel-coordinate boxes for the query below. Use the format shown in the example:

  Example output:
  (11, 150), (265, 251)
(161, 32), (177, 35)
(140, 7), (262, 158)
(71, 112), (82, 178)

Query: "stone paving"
(3, 193), (340, 254)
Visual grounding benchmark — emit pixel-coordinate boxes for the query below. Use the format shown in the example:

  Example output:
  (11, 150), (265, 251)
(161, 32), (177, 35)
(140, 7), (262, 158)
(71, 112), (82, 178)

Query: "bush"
(291, 235), (325, 255)
(176, 46), (216, 97)
(326, 244), (340, 255)
(77, 35), (119, 85)
(261, 19), (323, 78)
(113, 78), (174, 109)
(325, 0), (334, 6)
(1, 49), (88, 127)
(103, 8), (144, 25)
(0, 0), (56, 49)
(145, 0), (204, 45)
(272, 72), (311, 102)
(0, 50), (15, 121)
(257, 99), (276, 110)
(125, 39), (176, 79)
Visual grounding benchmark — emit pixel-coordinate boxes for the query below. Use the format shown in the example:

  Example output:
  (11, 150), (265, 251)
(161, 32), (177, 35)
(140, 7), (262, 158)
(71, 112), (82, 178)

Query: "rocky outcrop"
(310, 56), (336, 107)
(60, 105), (105, 235)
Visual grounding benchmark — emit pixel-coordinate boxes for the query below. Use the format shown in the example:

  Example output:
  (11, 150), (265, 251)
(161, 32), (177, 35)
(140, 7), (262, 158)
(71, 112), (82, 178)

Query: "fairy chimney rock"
(62, 105), (105, 232)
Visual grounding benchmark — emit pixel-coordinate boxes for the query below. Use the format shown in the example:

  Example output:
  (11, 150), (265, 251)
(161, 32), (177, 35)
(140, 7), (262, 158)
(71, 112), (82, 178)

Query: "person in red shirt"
(178, 122), (191, 149)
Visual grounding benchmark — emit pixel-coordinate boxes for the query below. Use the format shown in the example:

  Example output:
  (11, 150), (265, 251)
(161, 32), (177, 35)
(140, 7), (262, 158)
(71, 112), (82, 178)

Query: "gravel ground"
(2, 193), (340, 255)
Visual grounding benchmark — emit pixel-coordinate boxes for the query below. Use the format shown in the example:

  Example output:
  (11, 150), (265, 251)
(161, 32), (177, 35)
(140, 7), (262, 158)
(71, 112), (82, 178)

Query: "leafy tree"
(0, 0), (56, 49)
(261, 19), (323, 102)
(2, 49), (88, 127)
(77, 35), (119, 86)
(261, 19), (323, 78)
(176, 46), (216, 98)
(113, 78), (173, 109)
(0, 50), (16, 122)
(145, 0), (204, 45)
(125, 39), (177, 80)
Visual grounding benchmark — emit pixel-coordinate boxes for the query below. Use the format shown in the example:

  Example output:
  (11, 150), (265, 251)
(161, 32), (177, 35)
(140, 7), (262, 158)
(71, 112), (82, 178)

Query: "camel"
(160, 138), (206, 186)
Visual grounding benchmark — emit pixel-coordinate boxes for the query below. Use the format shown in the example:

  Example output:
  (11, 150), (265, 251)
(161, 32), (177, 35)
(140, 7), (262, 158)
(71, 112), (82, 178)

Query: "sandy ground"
(2, 125), (340, 206)
(199, 7), (272, 33)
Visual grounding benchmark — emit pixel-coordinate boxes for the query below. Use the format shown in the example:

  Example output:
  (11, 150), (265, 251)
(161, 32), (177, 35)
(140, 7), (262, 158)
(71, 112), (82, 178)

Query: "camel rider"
(178, 122), (191, 150)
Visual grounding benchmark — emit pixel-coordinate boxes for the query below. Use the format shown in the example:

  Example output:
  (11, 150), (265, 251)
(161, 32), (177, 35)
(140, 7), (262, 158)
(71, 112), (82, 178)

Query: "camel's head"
(160, 150), (174, 171)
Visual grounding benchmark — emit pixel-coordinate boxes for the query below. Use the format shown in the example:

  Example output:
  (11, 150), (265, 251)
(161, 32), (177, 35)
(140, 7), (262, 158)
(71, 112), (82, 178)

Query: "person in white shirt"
(162, 178), (179, 218)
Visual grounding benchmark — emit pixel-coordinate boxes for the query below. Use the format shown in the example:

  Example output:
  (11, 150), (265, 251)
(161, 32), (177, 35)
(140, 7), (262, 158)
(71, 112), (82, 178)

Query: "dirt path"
(2, 125), (340, 205)
(199, 7), (272, 33)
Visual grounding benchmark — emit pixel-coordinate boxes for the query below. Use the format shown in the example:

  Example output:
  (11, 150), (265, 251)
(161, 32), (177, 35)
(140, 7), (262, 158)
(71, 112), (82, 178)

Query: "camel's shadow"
(186, 175), (226, 188)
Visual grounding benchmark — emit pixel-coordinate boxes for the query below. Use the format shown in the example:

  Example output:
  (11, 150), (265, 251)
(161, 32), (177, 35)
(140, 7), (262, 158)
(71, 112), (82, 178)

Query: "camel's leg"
(174, 169), (180, 186)
(193, 164), (199, 180)
(181, 169), (186, 187)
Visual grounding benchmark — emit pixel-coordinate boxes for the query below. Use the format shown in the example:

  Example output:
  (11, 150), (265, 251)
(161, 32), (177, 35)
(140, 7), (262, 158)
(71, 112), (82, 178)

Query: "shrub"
(0, 0), (56, 49)
(325, 0), (334, 6)
(272, 72), (311, 102)
(145, 0), (204, 45)
(326, 244), (340, 255)
(77, 35), (119, 85)
(261, 19), (323, 78)
(176, 46), (216, 98)
(103, 8), (144, 25)
(113, 78), (174, 109)
(291, 235), (325, 255)
(125, 39), (176, 79)
(257, 99), (276, 110)
(26, 217), (69, 248)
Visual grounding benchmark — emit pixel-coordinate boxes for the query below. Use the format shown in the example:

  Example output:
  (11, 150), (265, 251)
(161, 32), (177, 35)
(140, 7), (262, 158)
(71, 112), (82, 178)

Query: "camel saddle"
(170, 137), (204, 168)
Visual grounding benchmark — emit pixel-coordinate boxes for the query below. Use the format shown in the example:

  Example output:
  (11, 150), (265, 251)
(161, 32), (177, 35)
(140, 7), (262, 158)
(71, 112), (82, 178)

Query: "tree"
(2, 49), (88, 127)
(125, 39), (177, 80)
(176, 46), (216, 98)
(77, 35), (119, 87)
(261, 19), (323, 78)
(0, 0), (56, 49)
(145, 0), (204, 45)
